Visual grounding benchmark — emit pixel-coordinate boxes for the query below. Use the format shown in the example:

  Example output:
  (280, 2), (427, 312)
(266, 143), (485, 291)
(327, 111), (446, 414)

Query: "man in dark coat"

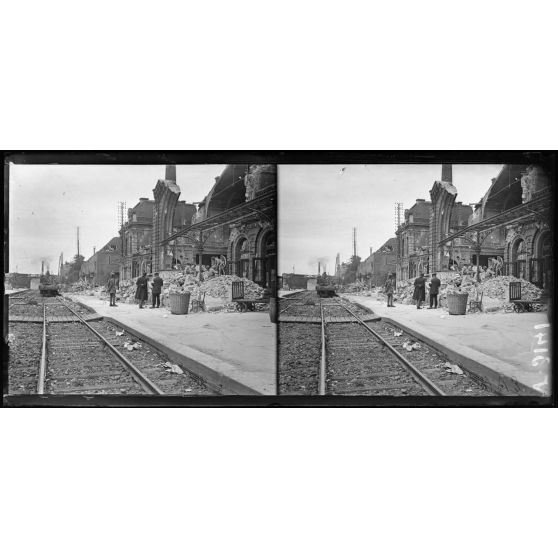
(384, 273), (396, 307)
(428, 272), (441, 309)
(106, 273), (118, 307)
(151, 272), (163, 308)
(135, 272), (149, 309)
(413, 273), (426, 309)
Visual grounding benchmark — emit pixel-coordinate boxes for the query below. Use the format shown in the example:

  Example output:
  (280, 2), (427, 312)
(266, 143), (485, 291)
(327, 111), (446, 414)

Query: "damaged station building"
(80, 237), (122, 286)
(357, 240), (398, 287)
(119, 164), (277, 290)
(394, 163), (553, 294)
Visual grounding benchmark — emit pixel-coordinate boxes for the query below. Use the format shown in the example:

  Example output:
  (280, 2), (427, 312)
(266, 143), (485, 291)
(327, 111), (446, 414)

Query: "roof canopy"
(439, 191), (551, 245)
(481, 164), (526, 217)
(161, 189), (275, 245)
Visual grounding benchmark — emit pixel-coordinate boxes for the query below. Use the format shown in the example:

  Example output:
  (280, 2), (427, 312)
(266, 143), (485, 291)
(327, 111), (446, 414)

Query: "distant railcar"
(316, 273), (337, 298)
(39, 274), (60, 297)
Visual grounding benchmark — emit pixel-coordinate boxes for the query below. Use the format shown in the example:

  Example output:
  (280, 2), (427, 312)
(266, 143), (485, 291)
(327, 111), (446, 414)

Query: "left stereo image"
(5, 162), (277, 398)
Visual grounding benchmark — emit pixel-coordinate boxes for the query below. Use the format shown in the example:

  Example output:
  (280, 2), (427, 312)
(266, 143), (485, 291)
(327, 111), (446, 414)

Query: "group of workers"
(383, 272), (441, 310)
(105, 271), (164, 309)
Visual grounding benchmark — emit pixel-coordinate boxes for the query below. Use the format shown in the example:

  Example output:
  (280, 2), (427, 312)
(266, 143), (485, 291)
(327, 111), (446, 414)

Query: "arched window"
(513, 238), (526, 260)
(539, 232), (551, 259)
(511, 237), (527, 279)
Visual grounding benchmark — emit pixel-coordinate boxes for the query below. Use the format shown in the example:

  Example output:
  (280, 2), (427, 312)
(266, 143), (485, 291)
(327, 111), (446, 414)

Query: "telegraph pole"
(394, 202), (403, 232)
(118, 201), (126, 256)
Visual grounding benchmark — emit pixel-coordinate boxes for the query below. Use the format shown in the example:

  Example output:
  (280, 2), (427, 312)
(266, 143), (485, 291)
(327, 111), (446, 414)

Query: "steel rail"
(279, 305), (295, 315)
(8, 289), (32, 299)
(55, 298), (165, 395)
(37, 302), (47, 394)
(318, 299), (326, 395)
(279, 291), (309, 315)
(333, 300), (446, 396)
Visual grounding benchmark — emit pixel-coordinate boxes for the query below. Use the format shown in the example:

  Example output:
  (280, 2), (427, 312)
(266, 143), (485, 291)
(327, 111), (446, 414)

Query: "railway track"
(7, 292), (217, 396)
(278, 291), (495, 396)
(321, 299), (444, 396)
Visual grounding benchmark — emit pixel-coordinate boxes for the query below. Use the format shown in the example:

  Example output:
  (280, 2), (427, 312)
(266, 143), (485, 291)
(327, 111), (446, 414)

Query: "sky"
(8, 162), (505, 276)
(278, 164), (504, 275)
(8, 164), (227, 274)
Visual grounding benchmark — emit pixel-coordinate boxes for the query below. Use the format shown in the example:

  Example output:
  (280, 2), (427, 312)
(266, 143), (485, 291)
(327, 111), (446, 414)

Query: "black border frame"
(2, 150), (556, 408)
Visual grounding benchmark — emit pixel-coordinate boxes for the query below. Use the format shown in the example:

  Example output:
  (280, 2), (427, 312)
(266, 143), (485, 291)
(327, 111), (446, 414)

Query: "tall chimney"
(318, 261), (321, 276)
(41, 260), (44, 275)
(165, 164), (176, 182)
(442, 164), (452, 183)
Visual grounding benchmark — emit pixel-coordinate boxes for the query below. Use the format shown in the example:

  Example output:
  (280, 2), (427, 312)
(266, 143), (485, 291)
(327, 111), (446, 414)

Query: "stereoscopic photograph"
(278, 163), (552, 398)
(3, 154), (554, 405)
(5, 162), (277, 398)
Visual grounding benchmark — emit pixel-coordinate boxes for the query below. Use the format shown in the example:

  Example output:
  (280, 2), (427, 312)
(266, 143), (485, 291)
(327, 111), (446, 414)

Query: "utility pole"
(336, 253), (340, 282)
(118, 201), (126, 256)
(394, 202), (403, 232)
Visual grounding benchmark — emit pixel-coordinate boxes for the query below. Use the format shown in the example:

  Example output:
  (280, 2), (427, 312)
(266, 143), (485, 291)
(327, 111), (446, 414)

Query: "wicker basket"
(169, 292), (190, 315)
(447, 292), (469, 315)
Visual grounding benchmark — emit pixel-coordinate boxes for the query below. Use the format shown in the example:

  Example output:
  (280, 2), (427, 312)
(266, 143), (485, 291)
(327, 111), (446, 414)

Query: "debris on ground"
(78, 270), (266, 314)
(390, 274), (543, 312)
(337, 281), (369, 294)
(444, 362), (464, 375)
(162, 362), (183, 375)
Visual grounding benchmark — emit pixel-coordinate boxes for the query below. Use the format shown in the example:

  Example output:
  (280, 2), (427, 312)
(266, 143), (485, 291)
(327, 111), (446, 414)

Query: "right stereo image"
(277, 163), (552, 397)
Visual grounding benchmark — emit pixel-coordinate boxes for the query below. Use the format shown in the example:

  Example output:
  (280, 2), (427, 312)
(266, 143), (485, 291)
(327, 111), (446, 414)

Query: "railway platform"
(64, 294), (276, 395)
(344, 294), (551, 397)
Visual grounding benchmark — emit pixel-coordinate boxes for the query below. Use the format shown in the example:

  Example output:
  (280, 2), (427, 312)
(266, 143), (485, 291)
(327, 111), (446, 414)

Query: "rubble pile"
(116, 272), (265, 311)
(393, 274), (542, 310)
(67, 280), (106, 298)
(338, 281), (369, 294)
(117, 280), (143, 304)
(67, 267), (269, 312)
(477, 275), (542, 301)
(157, 272), (264, 300)
(197, 275), (265, 299)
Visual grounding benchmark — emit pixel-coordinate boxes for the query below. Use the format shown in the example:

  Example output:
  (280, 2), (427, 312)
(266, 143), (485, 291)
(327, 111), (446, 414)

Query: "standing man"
(413, 273), (426, 310)
(106, 273), (118, 307)
(384, 273), (396, 307)
(151, 272), (163, 308)
(135, 272), (149, 309)
(428, 272), (441, 309)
